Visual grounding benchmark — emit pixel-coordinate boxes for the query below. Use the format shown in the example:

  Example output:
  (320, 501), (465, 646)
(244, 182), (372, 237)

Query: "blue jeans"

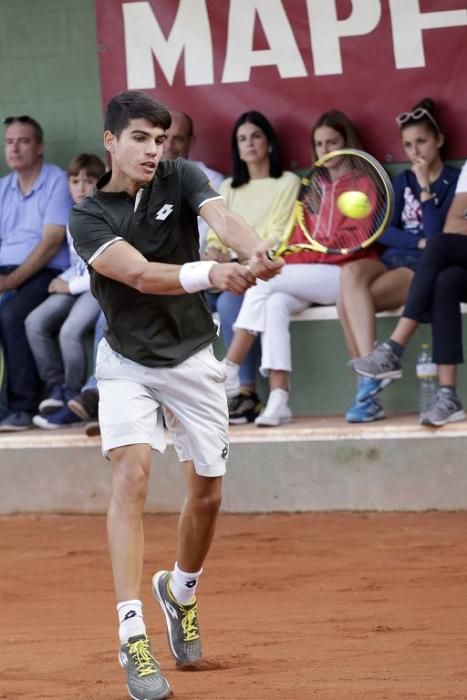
(25, 290), (101, 395)
(205, 290), (259, 386)
(82, 310), (106, 392)
(0, 266), (57, 412)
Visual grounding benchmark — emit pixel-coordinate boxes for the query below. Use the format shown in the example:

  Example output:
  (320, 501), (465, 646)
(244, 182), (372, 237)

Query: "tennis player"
(69, 90), (281, 700)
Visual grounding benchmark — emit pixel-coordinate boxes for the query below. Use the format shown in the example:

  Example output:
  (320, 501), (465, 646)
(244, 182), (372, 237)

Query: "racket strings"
(299, 158), (390, 253)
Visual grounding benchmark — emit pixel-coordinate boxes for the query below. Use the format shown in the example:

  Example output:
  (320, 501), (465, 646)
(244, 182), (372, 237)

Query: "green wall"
(0, 0), (464, 179)
(0, 0), (104, 175)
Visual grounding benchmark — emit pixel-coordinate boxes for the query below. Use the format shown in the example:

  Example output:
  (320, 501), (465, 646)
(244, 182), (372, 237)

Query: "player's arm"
(90, 239), (254, 296)
(199, 198), (282, 278)
(443, 192), (467, 235)
(0, 224), (66, 291)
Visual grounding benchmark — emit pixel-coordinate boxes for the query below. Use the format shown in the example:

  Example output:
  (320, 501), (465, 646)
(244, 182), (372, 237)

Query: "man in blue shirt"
(0, 115), (73, 430)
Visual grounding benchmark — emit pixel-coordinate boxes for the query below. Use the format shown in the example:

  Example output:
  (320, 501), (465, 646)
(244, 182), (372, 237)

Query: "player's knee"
(192, 488), (222, 518)
(112, 455), (150, 504)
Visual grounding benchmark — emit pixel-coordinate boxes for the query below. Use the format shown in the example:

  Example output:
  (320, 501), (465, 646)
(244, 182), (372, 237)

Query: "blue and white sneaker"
(33, 405), (84, 430)
(345, 397), (385, 423)
(38, 385), (64, 414)
(355, 376), (393, 403)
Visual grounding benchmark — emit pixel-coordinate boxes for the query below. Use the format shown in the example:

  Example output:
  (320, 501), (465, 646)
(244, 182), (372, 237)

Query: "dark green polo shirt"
(69, 159), (222, 367)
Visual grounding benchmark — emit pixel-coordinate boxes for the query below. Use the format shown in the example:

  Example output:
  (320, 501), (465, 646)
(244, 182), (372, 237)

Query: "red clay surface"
(2, 512), (467, 699)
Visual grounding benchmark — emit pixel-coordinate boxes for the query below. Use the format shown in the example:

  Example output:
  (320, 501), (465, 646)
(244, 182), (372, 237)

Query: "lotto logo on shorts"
(155, 204), (174, 221)
(221, 445), (229, 459)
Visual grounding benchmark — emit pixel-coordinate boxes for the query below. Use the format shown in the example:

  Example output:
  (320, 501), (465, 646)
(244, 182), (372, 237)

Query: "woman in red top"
(223, 110), (379, 426)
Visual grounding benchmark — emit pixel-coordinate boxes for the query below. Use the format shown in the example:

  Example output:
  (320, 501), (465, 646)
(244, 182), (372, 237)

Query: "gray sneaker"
(119, 634), (171, 700)
(152, 570), (202, 666)
(350, 343), (403, 380)
(421, 388), (465, 427)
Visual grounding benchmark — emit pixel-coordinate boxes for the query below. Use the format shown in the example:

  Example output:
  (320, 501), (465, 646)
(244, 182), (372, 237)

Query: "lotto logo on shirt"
(155, 204), (174, 221)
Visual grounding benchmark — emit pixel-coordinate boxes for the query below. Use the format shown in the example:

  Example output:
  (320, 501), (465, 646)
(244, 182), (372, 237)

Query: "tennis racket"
(269, 148), (394, 259)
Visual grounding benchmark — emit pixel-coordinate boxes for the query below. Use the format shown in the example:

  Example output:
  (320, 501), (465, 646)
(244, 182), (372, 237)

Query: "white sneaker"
(223, 359), (241, 397)
(255, 389), (292, 427)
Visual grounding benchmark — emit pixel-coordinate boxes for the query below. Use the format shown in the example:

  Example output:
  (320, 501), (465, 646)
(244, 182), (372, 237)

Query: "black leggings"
(403, 234), (467, 365)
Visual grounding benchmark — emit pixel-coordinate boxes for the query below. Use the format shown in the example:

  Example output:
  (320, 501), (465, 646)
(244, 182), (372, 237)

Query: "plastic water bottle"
(416, 344), (437, 416)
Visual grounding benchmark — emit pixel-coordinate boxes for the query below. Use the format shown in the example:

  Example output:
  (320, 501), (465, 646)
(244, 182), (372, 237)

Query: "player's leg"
(97, 339), (171, 699)
(152, 465), (222, 667)
(109, 445), (171, 699)
(155, 346), (228, 666)
(177, 463), (223, 571)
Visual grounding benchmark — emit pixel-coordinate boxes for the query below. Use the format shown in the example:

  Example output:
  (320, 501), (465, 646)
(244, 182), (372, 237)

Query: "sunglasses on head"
(395, 108), (440, 132)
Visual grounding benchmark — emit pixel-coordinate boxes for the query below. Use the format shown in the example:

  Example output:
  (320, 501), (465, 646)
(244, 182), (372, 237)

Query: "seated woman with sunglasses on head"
(351, 160), (467, 427)
(336, 98), (460, 423)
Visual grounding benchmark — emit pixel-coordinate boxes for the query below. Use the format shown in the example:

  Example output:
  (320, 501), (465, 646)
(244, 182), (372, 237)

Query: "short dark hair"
(311, 111), (361, 161)
(67, 153), (106, 179)
(230, 111), (283, 188)
(3, 115), (44, 144)
(104, 90), (172, 137)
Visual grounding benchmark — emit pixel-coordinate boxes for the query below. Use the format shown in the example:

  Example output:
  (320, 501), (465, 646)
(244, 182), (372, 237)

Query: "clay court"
(2, 510), (467, 699)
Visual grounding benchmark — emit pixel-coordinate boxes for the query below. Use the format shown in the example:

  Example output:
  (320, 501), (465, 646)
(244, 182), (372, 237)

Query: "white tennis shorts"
(95, 338), (229, 477)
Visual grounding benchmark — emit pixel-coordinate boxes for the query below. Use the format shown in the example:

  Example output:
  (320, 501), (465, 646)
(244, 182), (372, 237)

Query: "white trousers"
(234, 264), (342, 374)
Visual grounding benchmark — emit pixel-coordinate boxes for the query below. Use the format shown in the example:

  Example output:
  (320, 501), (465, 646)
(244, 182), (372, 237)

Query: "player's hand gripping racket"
(268, 148), (394, 260)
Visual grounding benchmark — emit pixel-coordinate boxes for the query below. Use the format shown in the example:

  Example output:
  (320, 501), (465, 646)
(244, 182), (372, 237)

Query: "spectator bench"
(250, 303), (467, 417)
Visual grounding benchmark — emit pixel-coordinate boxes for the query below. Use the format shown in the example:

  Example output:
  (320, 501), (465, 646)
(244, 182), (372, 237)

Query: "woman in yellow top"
(205, 110), (299, 424)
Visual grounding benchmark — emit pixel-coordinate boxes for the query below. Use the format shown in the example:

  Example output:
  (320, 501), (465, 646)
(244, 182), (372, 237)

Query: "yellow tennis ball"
(337, 191), (372, 219)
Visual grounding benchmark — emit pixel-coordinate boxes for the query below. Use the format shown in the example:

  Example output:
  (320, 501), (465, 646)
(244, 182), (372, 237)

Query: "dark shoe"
(228, 390), (261, 425)
(0, 411), (33, 432)
(39, 385), (64, 414)
(85, 420), (100, 437)
(33, 405), (84, 430)
(67, 388), (99, 420)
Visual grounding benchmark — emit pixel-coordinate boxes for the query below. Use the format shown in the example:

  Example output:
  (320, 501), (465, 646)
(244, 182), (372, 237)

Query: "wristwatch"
(420, 185), (431, 193)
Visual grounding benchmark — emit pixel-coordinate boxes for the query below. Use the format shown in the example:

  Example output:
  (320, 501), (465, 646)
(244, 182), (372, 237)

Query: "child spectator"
(25, 153), (105, 429)
(337, 98), (459, 422)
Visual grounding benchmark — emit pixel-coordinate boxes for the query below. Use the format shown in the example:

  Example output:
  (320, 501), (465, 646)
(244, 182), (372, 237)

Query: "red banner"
(95, 0), (467, 173)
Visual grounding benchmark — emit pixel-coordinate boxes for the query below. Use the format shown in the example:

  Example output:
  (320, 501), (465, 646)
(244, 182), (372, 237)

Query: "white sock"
(117, 599), (146, 643)
(169, 562), (202, 605)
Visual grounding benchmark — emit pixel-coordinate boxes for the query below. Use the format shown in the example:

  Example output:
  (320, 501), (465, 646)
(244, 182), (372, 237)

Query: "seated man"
(0, 116), (73, 430)
(163, 110), (224, 254)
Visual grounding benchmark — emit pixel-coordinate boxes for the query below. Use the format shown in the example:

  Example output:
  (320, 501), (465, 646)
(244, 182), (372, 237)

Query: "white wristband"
(179, 260), (217, 293)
